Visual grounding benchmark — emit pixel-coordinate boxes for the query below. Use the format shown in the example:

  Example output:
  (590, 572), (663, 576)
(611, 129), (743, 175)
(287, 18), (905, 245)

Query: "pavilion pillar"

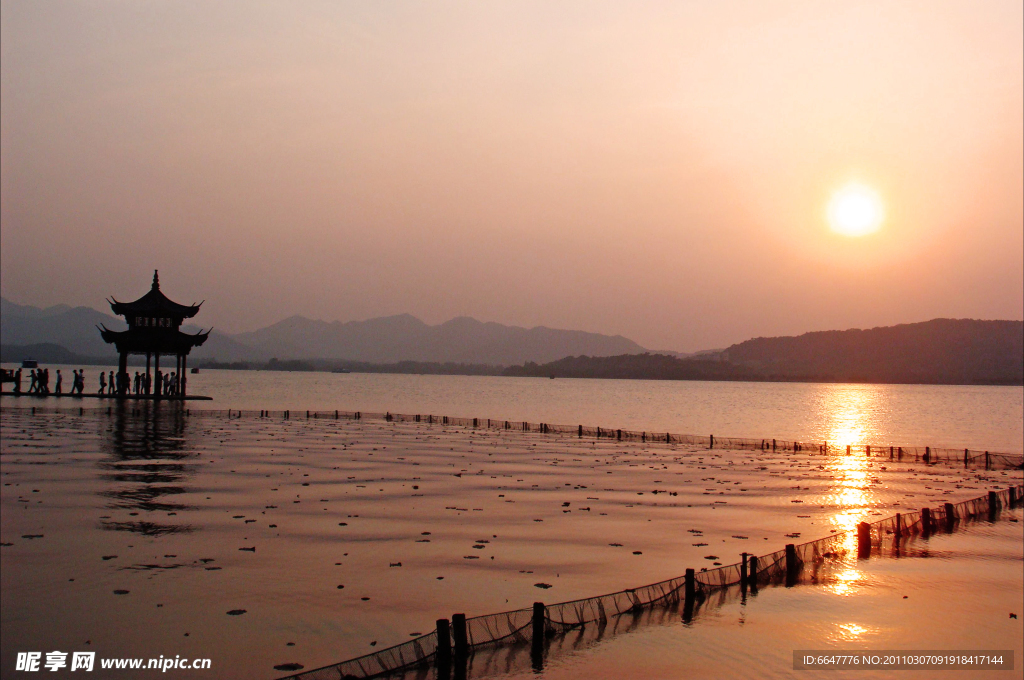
(145, 353), (152, 395)
(181, 354), (187, 397)
(118, 352), (128, 396)
(154, 353), (161, 397)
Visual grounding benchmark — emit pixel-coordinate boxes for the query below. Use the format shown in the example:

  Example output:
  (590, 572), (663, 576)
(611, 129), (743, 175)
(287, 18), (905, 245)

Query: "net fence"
(279, 484), (1021, 679)
(5, 404), (1022, 470)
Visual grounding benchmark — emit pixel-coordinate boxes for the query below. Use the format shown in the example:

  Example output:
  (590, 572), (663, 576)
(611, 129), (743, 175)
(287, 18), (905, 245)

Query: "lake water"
(1, 407), (1020, 679)
(3, 365), (1022, 452)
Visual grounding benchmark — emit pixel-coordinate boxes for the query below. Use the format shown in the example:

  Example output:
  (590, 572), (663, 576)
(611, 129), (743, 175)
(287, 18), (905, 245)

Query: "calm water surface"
(1, 400), (1021, 678)
(3, 366), (1022, 451)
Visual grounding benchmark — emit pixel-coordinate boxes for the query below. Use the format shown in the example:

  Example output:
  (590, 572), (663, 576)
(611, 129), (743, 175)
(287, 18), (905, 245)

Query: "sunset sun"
(828, 183), (884, 237)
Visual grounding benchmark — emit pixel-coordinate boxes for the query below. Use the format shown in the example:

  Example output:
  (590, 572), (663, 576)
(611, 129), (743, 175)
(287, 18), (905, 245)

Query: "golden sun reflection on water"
(832, 622), (874, 643)
(819, 387), (885, 596)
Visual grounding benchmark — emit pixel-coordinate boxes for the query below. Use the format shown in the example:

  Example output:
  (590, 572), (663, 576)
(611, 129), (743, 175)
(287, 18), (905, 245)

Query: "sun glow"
(828, 184), (884, 237)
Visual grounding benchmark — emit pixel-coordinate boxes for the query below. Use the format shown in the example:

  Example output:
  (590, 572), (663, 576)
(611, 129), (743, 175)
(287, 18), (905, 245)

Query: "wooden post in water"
(740, 552), (748, 587)
(985, 452), (990, 470)
(785, 544), (799, 586)
(748, 555), (759, 593)
(683, 569), (695, 622)
(921, 507), (932, 535)
(890, 446), (894, 459)
(894, 513), (902, 540)
(578, 425), (583, 438)
(846, 445), (851, 455)
(898, 447), (902, 460)
(924, 446), (930, 463)
(451, 613), (468, 659)
(617, 429), (622, 441)
(857, 522), (871, 559)
(473, 418), (478, 428)
(435, 618), (452, 671)
(988, 491), (999, 522)
(710, 434), (714, 449)
(531, 601), (545, 651)
(772, 438), (776, 451)
(944, 503), (956, 532)
(666, 432), (670, 444)
(964, 449), (969, 467)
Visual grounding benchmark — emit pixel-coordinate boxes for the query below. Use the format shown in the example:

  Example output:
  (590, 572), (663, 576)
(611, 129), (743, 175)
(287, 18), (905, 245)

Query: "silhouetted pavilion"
(98, 271), (209, 397)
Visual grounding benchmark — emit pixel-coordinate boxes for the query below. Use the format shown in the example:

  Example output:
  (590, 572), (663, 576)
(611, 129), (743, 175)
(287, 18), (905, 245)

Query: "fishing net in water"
(280, 484), (1022, 680)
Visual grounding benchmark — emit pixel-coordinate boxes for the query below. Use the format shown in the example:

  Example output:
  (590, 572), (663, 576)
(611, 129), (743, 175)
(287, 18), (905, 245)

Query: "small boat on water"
(332, 368), (351, 374)
(21, 359), (38, 369)
(190, 367), (199, 374)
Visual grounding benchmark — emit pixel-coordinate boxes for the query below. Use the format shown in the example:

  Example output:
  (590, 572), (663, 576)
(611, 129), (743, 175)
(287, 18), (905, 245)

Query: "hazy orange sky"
(2, 1), (1021, 351)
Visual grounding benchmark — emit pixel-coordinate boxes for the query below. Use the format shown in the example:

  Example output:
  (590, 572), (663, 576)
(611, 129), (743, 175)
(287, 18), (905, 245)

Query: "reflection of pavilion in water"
(98, 401), (199, 536)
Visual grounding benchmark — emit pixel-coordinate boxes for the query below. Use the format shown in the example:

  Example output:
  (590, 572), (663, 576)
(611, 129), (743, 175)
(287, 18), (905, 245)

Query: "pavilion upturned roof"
(108, 271), (203, 319)
(98, 326), (210, 355)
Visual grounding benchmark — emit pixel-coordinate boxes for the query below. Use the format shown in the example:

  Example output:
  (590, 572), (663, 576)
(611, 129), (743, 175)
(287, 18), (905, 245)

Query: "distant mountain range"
(722, 318), (1023, 384)
(2, 297), (1020, 385)
(0, 297), (646, 365)
(231, 313), (645, 365)
(507, 319), (1023, 385)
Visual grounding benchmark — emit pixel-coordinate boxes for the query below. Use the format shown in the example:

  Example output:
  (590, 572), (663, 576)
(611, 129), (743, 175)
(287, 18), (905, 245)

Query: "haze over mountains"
(2, 297), (1021, 385)
(0, 297), (645, 365)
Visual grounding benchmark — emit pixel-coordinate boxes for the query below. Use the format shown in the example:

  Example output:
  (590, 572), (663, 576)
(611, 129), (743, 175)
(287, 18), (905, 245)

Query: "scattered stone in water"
(534, 583), (553, 589)
(113, 590), (130, 595)
(102, 555), (118, 560)
(239, 547), (256, 552)
(274, 663), (303, 671)
(226, 609), (247, 615)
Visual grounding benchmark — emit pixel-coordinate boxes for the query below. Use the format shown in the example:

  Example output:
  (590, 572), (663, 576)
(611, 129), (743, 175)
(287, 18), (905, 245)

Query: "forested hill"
(505, 319), (1024, 385)
(723, 319), (1022, 385)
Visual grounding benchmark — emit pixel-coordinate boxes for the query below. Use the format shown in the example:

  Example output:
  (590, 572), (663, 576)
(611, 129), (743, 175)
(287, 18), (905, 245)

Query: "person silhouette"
(54, 370), (63, 395)
(99, 371), (106, 395)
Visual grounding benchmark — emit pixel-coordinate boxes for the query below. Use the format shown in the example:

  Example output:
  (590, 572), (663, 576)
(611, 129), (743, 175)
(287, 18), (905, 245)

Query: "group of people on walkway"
(6, 367), (185, 398)
(9, 368), (86, 395)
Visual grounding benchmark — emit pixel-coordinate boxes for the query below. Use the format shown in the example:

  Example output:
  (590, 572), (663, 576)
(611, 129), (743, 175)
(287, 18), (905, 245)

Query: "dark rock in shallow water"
(274, 663), (303, 671)
(534, 583), (552, 589)
(226, 609), (247, 615)
(113, 590), (129, 595)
